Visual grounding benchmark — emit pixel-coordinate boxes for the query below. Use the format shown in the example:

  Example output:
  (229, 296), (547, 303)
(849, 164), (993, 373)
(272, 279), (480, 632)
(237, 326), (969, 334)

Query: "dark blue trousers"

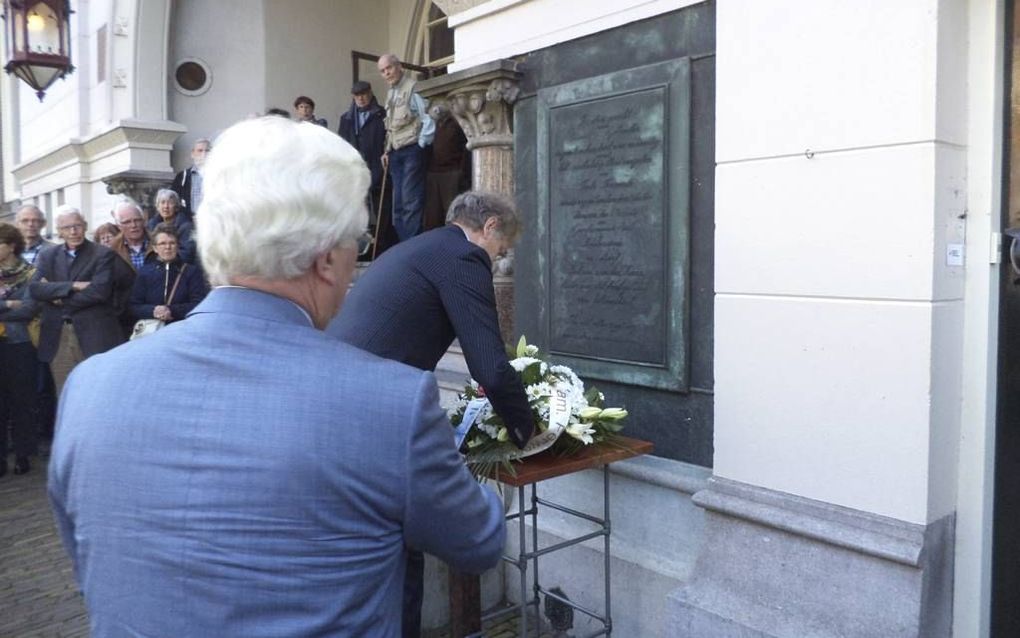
(403, 549), (424, 638)
(0, 342), (39, 459)
(389, 144), (426, 242)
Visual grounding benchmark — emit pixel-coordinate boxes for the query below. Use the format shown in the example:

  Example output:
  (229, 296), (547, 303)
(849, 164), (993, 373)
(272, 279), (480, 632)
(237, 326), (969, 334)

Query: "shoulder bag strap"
(165, 263), (187, 305)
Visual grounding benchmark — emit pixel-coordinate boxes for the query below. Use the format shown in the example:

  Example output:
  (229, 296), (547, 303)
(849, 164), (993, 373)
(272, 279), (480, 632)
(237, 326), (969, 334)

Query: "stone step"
(436, 340), (469, 377)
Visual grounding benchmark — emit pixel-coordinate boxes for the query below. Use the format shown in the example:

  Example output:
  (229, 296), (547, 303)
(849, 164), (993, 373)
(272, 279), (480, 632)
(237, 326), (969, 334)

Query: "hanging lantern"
(2, 0), (73, 101)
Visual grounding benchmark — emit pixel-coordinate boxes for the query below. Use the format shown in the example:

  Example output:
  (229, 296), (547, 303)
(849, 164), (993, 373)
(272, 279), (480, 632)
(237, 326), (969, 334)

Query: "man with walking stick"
(339, 80), (394, 257)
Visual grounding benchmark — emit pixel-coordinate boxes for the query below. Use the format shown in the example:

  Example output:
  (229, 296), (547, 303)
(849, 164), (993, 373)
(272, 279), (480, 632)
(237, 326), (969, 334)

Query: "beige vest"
(384, 74), (422, 151)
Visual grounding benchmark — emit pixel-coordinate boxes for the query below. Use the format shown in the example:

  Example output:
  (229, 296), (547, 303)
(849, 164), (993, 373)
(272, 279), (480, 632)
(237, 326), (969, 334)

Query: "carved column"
(418, 61), (521, 344)
(104, 174), (167, 220)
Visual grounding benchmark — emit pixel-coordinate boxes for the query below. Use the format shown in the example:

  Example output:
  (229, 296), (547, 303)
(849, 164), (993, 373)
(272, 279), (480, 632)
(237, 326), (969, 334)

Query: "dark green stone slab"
(536, 58), (691, 391)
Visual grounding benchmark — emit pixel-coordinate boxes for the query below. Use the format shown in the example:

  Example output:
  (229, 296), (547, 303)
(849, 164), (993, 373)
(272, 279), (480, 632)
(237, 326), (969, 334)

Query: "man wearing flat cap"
(340, 81), (388, 232)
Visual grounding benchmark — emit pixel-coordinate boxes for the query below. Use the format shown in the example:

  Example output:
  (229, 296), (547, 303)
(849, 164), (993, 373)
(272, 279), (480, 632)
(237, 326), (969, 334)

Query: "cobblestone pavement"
(0, 454), (89, 638)
(0, 454), (553, 638)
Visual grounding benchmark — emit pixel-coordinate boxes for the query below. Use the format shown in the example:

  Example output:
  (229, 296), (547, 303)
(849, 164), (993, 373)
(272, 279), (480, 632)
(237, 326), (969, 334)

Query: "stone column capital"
(103, 172), (169, 218)
(418, 60), (522, 150)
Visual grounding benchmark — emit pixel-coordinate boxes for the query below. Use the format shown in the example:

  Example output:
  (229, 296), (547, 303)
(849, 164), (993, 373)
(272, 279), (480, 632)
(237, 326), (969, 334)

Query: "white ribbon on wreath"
(455, 382), (573, 463)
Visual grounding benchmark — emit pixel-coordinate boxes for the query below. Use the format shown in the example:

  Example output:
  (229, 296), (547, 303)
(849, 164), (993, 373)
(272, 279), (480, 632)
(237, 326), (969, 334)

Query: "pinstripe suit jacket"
(48, 286), (505, 637)
(328, 224), (534, 447)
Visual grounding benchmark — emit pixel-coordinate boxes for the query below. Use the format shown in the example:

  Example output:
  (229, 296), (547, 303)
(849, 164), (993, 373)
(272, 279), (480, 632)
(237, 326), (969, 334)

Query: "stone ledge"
(692, 477), (926, 566)
(610, 453), (709, 495)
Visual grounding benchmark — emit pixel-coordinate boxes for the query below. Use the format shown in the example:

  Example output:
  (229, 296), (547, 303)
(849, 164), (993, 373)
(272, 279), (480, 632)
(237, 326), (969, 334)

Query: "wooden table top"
(486, 436), (653, 487)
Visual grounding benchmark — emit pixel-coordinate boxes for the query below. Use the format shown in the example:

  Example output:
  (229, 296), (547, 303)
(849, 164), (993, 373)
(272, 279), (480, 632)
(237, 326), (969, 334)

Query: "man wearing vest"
(378, 54), (435, 242)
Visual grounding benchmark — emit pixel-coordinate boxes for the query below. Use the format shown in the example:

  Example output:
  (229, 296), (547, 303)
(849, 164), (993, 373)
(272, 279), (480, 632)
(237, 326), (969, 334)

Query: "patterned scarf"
(0, 259), (35, 339)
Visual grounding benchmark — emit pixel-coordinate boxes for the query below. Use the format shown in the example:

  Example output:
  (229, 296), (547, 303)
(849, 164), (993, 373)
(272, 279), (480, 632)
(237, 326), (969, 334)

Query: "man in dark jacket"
(171, 138), (210, 219)
(339, 81), (395, 255)
(328, 190), (534, 638)
(29, 207), (124, 398)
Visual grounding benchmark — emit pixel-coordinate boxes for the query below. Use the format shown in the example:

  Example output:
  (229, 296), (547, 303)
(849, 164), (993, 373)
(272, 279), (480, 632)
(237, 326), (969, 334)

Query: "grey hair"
(446, 191), (521, 241)
(193, 138), (211, 149)
(155, 188), (181, 208)
(113, 198), (143, 221)
(197, 116), (369, 286)
(379, 53), (401, 66)
(55, 204), (83, 223)
(16, 204), (45, 222)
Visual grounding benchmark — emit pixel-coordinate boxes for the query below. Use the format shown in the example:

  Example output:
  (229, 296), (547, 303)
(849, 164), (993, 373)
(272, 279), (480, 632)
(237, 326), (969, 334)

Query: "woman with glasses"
(129, 224), (208, 327)
(93, 222), (121, 247)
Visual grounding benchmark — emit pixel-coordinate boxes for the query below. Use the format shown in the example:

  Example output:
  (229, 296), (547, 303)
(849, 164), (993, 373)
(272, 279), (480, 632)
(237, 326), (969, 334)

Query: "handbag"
(130, 263), (186, 341)
(130, 318), (165, 340)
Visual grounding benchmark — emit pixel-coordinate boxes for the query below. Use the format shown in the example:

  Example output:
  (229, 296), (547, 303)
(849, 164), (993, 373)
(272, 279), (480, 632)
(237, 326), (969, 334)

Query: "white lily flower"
(566, 421), (596, 445)
(510, 356), (543, 373)
(599, 407), (628, 420)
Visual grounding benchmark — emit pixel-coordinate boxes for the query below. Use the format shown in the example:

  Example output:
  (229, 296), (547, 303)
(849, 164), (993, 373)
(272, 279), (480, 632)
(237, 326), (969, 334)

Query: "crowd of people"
(0, 52), (472, 481)
(0, 191), (212, 478)
(0, 52), (522, 637)
(42, 114), (528, 638)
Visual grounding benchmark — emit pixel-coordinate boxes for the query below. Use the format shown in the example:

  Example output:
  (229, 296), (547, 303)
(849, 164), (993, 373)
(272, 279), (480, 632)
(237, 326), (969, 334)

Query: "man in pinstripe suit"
(329, 189), (534, 638)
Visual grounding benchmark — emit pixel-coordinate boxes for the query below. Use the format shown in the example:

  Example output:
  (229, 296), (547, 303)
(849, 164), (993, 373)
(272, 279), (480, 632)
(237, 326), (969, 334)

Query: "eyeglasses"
(356, 232), (374, 256)
(58, 223), (85, 232)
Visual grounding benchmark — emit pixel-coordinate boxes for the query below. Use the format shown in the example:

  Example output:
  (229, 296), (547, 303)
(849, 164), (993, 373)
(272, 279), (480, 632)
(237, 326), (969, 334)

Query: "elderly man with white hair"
(29, 205), (123, 399)
(48, 116), (506, 638)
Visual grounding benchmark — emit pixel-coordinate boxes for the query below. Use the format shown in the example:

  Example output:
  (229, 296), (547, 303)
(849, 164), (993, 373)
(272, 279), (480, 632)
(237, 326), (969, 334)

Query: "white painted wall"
(954, 1), (1003, 635)
(87, 1), (112, 133)
(714, 0), (964, 525)
(447, 0), (704, 72)
(262, 0), (392, 135)
(168, 0), (267, 170)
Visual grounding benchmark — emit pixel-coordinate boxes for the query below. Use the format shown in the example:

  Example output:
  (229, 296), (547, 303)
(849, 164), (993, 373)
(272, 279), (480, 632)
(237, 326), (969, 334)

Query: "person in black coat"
(328, 190), (532, 444)
(327, 190), (534, 638)
(129, 224), (208, 325)
(339, 81), (396, 255)
(171, 138), (210, 219)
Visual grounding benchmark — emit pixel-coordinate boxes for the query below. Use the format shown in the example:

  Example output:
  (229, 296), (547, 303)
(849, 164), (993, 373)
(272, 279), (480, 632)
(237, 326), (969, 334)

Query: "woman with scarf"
(0, 222), (40, 476)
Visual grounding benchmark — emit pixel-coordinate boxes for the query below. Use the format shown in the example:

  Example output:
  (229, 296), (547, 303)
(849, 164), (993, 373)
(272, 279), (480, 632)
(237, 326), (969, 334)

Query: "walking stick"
(371, 161), (389, 261)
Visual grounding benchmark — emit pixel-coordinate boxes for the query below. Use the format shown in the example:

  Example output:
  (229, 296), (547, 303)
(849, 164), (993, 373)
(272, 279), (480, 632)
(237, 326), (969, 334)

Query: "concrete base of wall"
(667, 477), (955, 638)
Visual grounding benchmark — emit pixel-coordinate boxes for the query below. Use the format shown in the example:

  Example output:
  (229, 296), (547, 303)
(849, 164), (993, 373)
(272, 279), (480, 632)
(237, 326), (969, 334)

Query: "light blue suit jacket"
(48, 287), (505, 637)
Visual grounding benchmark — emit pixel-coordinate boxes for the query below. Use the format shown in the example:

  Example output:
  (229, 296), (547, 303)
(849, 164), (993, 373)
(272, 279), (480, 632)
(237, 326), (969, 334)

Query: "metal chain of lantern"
(2, 0), (74, 101)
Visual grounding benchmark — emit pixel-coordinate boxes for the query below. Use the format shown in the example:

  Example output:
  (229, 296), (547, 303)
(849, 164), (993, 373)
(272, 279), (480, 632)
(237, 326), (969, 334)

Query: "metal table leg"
(518, 483), (527, 638)
(604, 464), (612, 635)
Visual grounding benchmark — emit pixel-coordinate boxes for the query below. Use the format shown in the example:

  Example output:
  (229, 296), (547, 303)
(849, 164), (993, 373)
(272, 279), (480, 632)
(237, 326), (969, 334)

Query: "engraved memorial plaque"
(536, 59), (691, 391)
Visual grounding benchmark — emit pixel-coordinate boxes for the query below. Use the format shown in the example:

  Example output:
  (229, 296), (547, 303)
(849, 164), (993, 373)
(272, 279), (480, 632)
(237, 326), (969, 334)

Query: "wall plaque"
(536, 58), (690, 391)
